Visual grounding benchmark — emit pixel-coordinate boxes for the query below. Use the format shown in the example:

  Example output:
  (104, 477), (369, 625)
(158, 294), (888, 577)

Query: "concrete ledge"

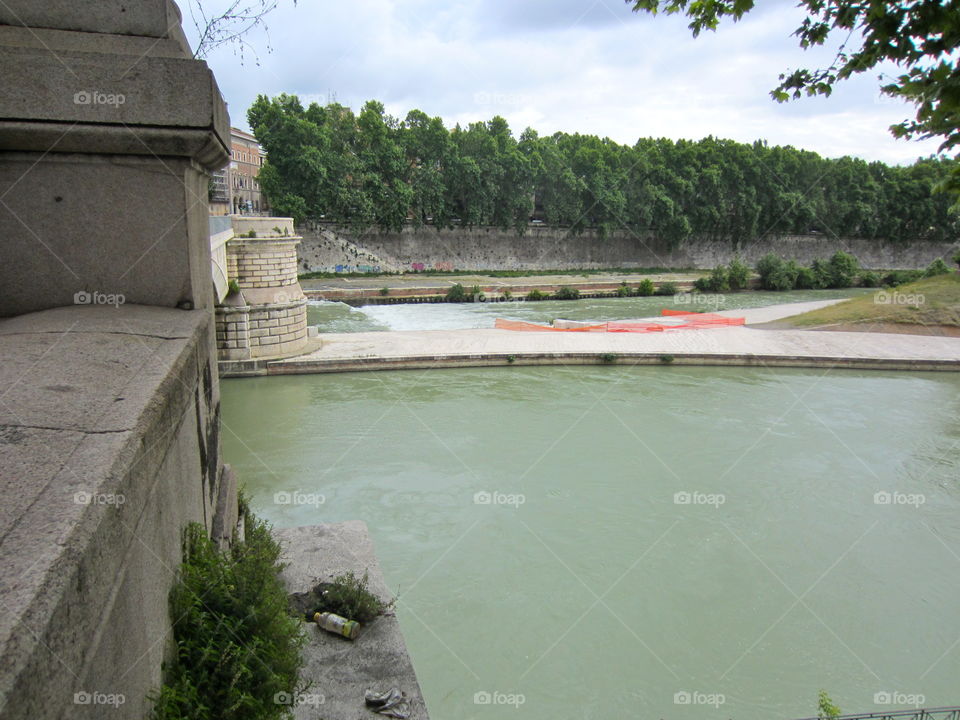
(260, 350), (960, 375)
(274, 523), (429, 720)
(0, 305), (223, 719)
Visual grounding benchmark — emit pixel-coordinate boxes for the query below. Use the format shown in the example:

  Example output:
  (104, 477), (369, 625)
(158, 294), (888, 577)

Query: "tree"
(817, 690), (841, 720)
(187, 0), (296, 61)
(626, 0), (960, 190)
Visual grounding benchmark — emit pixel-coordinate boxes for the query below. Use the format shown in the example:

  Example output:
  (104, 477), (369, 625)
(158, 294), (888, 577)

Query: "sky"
(182, 0), (944, 165)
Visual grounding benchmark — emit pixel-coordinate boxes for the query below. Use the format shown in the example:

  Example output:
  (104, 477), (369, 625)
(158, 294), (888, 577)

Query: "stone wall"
(299, 223), (960, 273)
(0, 2), (234, 718)
(215, 218), (309, 362)
(0, 306), (236, 720)
(228, 238), (301, 288)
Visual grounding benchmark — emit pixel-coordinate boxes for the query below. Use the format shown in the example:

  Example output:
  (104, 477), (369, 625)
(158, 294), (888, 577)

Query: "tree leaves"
(246, 94), (959, 244)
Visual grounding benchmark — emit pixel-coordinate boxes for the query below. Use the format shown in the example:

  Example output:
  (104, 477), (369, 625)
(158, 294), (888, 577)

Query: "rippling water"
(307, 288), (869, 333)
(222, 365), (960, 720)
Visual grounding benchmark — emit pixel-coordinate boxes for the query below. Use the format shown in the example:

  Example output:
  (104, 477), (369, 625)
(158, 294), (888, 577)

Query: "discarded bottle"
(314, 611), (360, 640)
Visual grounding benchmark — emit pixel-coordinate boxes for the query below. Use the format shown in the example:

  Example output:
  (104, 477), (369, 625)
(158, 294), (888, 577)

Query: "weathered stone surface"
(0, 155), (216, 317)
(300, 222), (960, 273)
(274, 523), (430, 720)
(0, 0), (180, 39)
(0, 305), (220, 720)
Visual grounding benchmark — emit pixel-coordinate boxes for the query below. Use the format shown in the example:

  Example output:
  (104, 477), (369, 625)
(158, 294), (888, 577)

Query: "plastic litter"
(364, 687), (410, 719)
(314, 611), (360, 640)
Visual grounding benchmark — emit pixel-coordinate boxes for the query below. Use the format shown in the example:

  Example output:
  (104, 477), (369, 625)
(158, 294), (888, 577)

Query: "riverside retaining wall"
(298, 223), (959, 273)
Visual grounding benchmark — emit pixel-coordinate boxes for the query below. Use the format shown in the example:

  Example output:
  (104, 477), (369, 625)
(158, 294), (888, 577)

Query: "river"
(222, 358), (960, 719)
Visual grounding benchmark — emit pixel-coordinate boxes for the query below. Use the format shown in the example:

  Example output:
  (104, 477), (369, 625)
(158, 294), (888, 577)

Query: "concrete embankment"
(220, 301), (960, 376)
(300, 271), (700, 305)
(275, 523), (429, 720)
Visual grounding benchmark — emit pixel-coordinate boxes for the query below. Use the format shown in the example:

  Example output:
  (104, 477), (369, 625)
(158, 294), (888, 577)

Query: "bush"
(313, 570), (392, 624)
(882, 269), (923, 287)
(526, 289), (546, 301)
(925, 257), (951, 277)
(761, 257), (800, 291)
(635, 278), (655, 296)
(811, 258), (832, 288)
(502, 289), (513, 301)
(756, 254), (786, 290)
(708, 265), (730, 291)
(446, 283), (467, 302)
(727, 257), (751, 291)
(858, 271), (880, 287)
(150, 517), (305, 720)
(827, 250), (859, 288)
(655, 281), (678, 296)
(616, 281), (630, 297)
(554, 286), (580, 300)
(379, 287), (390, 296)
(694, 265), (730, 292)
(794, 266), (820, 290)
(953, 249), (960, 269)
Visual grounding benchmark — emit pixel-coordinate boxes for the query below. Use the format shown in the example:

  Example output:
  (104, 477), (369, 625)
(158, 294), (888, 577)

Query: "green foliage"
(248, 94), (960, 243)
(925, 257), (951, 277)
(794, 266), (820, 290)
(600, 353), (617, 363)
(502, 289), (513, 300)
(953, 250), (960, 268)
(379, 286), (390, 296)
(727, 257), (751, 290)
(817, 690), (841, 720)
(655, 281), (678, 296)
(150, 519), (304, 720)
(756, 254), (796, 291)
(659, 354), (675, 364)
(314, 571), (392, 624)
(827, 251), (859, 288)
(694, 264), (732, 292)
(554, 286), (580, 300)
(629, 1), (960, 198)
(506, 354), (516, 364)
(228, 279), (241, 295)
(445, 283), (467, 302)
(245, 229), (257, 238)
(635, 278), (655, 296)
(526, 289), (546, 301)
(883, 269), (924, 287)
(858, 270), (881, 287)
(471, 284), (484, 302)
(616, 281), (630, 297)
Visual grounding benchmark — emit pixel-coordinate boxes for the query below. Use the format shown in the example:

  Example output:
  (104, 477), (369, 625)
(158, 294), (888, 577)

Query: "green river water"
(223, 292), (960, 720)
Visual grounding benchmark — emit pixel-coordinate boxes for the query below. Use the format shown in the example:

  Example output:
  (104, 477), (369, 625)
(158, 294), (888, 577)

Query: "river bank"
(300, 271), (703, 305)
(220, 300), (960, 377)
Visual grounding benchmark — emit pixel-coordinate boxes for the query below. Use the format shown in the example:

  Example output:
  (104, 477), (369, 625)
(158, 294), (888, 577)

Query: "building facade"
(210, 128), (270, 216)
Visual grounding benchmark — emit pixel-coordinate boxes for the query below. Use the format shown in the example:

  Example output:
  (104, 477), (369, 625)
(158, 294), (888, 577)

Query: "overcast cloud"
(184, 0), (943, 165)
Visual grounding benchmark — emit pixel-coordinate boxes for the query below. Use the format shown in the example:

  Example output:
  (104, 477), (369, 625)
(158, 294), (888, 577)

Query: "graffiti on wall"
(409, 261), (454, 272)
(333, 264), (381, 273)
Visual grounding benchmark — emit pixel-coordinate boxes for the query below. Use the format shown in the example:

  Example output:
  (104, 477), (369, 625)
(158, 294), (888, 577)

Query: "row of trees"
(247, 94), (960, 246)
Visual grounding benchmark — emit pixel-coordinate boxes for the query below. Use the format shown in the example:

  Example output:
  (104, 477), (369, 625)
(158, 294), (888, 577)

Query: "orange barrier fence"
(495, 310), (745, 333)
